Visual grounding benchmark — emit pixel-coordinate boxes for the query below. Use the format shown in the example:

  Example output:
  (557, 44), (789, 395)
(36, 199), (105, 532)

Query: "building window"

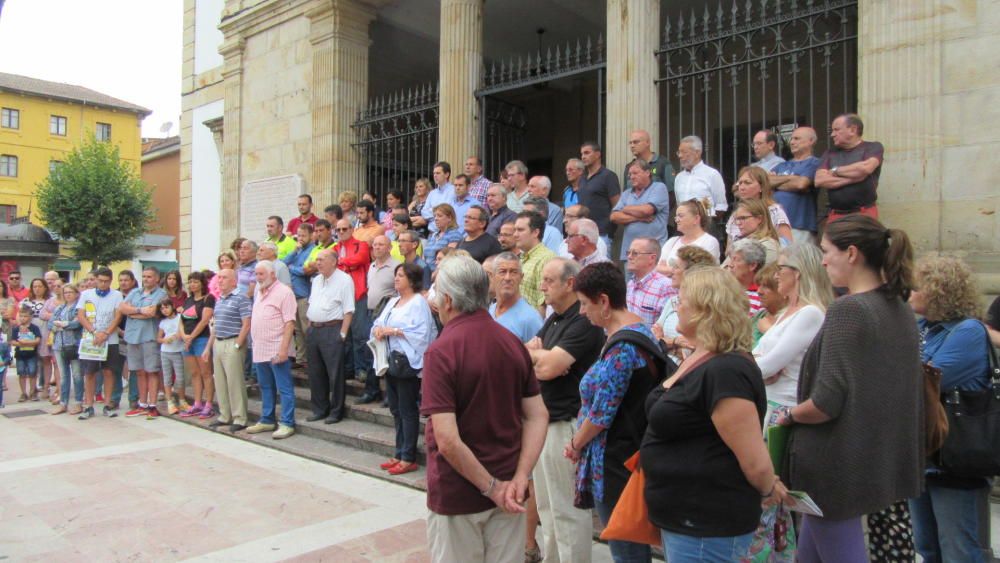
(1, 108), (19, 129)
(96, 122), (111, 141)
(0, 155), (17, 177)
(50, 115), (67, 136)
(0, 205), (15, 223)
(49, 160), (62, 173)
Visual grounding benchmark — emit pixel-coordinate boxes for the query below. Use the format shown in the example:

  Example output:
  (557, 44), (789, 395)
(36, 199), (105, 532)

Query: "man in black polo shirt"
(525, 257), (605, 562)
(577, 141), (621, 250)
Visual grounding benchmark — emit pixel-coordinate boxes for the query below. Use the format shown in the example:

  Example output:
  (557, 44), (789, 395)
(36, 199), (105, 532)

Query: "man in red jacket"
(333, 219), (373, 392)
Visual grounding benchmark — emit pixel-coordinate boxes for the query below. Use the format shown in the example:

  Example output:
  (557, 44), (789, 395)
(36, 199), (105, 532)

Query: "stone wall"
(860, 0), (1000, 292)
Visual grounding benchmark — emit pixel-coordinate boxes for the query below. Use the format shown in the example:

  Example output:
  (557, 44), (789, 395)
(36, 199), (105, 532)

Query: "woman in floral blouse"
(564, 261), (662, 563)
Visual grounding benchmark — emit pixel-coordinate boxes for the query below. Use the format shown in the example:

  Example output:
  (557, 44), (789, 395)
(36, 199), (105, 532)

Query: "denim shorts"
(16, 356), (38, 377)
(183, 336), (210, 357)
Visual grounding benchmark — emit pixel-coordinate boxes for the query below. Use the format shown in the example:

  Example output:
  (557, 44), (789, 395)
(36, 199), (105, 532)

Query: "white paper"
(786, 491), (824, 517)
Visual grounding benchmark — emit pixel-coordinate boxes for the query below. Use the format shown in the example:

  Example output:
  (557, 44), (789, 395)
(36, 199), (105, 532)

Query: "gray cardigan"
(789, 289), (924, 520)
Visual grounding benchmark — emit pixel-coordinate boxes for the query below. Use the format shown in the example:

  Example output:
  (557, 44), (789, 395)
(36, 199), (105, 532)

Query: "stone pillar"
(438, 0), (483, 168)
(307, 0), (375, 201)
(219, 37), (245, 247)
(859, 0), (999, 290)
(605, 0), (660, 178)
(203, 117), (225, 166)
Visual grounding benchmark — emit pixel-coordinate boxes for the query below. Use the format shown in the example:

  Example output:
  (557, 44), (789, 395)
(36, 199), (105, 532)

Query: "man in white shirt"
(673, 135), (728, 220)
(305, 249), (355, 424)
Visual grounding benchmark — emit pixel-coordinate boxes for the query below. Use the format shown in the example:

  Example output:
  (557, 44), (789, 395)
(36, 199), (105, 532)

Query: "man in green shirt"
(514, 211), (556, 315)
(266, 216), (297, 260)
(304, 219), (336, 276)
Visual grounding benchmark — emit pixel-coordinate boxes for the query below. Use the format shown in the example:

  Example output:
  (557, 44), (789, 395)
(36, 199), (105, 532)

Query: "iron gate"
(352, 83), (439, 206)
(657, 0), (858, 185)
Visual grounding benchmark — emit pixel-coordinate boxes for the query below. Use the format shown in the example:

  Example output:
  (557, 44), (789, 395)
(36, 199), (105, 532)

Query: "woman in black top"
(642, 267), (787, 562)
(178, 271), (215, 418)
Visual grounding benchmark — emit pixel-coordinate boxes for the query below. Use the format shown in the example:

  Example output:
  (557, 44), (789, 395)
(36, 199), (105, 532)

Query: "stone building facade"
(180, 0), (999, 291)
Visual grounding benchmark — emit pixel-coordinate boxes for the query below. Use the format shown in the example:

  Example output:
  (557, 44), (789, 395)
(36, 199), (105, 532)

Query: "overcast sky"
(0, 0), (183, 138)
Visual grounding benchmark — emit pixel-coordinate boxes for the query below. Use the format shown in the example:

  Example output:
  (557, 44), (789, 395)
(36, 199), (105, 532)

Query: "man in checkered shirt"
(625, 237), (671, 327)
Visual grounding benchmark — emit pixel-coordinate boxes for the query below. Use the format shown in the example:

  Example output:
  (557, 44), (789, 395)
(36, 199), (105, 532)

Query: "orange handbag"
(599, 452), (661, 547)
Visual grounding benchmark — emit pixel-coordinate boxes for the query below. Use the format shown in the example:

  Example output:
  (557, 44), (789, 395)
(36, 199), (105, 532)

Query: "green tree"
(35, 135), (154, 267)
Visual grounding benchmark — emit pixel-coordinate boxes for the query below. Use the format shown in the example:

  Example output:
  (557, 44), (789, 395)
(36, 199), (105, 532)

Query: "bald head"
(788, 126), (818, 158)
(371, 235), (391, 260)
(315, 248), (340, 276)
(629, 129), (653, 159)
(217, 268), (237, 293)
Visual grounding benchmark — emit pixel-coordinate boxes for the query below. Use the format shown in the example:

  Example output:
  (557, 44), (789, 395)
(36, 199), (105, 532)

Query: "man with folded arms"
(203, 269), (251, 432)
(305, 249), (355, 424)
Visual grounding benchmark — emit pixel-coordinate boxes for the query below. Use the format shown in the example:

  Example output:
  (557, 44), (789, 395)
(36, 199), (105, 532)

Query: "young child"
(156, 298), (187, 416)
(12, 308), (41, 402)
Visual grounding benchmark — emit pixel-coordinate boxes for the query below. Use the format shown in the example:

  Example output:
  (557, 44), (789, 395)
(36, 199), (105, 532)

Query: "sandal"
(388, 462), (419, 476)
(379, 459), (401, 470)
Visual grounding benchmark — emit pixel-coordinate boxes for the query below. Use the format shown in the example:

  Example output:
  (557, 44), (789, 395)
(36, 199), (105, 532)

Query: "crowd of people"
(3, 112), (1000, 563)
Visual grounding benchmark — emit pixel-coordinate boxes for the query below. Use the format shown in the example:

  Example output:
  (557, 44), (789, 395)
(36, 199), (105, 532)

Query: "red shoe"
(388, 462), (419, 475)
(379, 459), (400, 470)
(125, 407), (148, 417)
(95, 393), (104, 403)
(146, 407), (160, 420)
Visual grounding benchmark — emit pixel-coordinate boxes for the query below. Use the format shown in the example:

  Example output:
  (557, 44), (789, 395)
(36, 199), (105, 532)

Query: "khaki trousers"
(212, 338), (248, 425)
(294, 297), (309, 360)
(534, 419), (593, 562)
(427, 508), (525, 563)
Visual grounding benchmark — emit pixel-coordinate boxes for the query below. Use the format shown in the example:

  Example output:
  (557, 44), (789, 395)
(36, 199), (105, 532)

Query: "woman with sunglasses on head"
(727, 166), (793, 245)
(656, 199), (721, 280)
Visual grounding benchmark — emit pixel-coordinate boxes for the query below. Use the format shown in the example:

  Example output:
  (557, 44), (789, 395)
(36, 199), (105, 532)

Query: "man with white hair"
(203, 268), (251, 432)
(421, 256), (548, 563)
(565, 218), (609, 266)
(625, 237), (671, 327)
(673, 135), (728, 219)
(486, 183), (518, 237)
(246, 261), (298, 439)
(505, 160), (532, 212)
(258, 241), (291, 286)
(527, 175), (563, 229)
(561, 158), (585, 208)
(488, 252), (543, 344)
(305, 249), (355, 424)
(725, 238), (767, 316)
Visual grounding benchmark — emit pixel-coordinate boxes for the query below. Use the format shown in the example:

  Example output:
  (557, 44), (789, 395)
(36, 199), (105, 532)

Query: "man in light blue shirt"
(449, 174), (478, 235)
(610, 159), (670, 260)
(751, 129), (786, 172)
(118, 266), (168, 415)
(523, 197), (564, 254)
(422, 161), (455, 233)
(282, 222), (316, 361)
(488, 252), (543, 342)
(527, 175), (564, 229)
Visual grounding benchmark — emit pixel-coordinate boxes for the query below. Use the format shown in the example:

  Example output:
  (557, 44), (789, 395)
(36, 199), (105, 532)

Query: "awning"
(53, 258), (80, 271)
(141, 260), (179, 273)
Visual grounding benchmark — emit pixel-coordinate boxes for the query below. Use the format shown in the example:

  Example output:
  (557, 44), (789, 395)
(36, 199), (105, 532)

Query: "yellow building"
(0, 72), (150, 225)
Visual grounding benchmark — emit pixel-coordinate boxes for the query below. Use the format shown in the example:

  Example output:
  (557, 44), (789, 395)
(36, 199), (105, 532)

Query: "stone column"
(438, 0), (483, 168)
(605, 0), (660, 178)
(219, 37), (245, 247)
(859, 0), (999, 290)
(307, 0), (375, 202)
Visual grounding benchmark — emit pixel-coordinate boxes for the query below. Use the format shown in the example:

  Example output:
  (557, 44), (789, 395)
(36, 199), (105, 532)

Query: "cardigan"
(789, 289), (924, 520)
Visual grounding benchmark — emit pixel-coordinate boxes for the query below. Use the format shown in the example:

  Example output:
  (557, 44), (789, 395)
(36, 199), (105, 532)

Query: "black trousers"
(386, 373), (420, 462)
(306, 324), (345, 419)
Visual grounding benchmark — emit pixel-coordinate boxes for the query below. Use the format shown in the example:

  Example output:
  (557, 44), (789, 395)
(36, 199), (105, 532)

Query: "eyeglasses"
(625, 250), (656, 257)
(732, 215), (755, 222)
(335, 227), (351, 232)
(777, 264), (799, 272)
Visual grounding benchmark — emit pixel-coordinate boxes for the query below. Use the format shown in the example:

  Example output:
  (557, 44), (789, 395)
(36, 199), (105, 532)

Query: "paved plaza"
(0, 377), (614, 562)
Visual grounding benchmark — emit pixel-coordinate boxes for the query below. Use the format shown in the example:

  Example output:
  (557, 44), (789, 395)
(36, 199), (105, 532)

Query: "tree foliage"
(35, 135), (154, 267)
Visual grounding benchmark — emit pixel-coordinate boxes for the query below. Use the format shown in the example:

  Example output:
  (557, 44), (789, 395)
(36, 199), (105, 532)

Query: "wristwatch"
(830, 166), (840, 177)
(234, 343), (241, 349)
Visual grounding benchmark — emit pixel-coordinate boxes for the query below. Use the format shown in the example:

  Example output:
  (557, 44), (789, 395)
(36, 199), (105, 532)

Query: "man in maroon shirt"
(333, 219), (372, 383)
(421, 255), (549, 562)
(286, 194), (318, 235)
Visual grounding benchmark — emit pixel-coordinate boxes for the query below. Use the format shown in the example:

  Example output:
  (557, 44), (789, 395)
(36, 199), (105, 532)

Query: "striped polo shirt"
(213, 290), (251, 339)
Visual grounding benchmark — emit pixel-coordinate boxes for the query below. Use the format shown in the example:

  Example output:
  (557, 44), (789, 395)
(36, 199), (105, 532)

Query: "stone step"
(168, 409), (427, 491)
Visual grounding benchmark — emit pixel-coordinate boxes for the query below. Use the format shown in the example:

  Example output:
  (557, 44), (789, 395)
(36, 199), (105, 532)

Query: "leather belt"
(310, 320), (343, 328)
(216, 335), (238, 341)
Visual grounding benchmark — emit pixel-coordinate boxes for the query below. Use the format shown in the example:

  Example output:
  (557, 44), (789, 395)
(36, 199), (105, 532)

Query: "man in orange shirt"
(353, 200), (383, 244)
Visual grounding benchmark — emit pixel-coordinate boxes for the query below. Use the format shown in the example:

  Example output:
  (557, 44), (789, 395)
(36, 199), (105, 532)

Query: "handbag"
(923, 362), (948, 454)
(387, 350), (418, 379)
(599, 452), (661, 546)
(935, 323), (1000, 477)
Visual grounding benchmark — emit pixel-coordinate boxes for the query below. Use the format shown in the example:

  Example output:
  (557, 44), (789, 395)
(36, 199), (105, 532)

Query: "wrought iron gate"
(352, 83), (439, 205)
(657, 0), (858, 184)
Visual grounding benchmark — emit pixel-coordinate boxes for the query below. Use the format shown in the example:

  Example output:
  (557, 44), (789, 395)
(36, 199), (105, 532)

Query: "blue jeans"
(661, 529), (753, 562)
(255, 359), (294, 427)
(594, 495), (651, 563)
(54, 349), (83, 405)
(16, 356), (38, 379)
(910, 483), (989, 563)
(386, 374), (420, 462)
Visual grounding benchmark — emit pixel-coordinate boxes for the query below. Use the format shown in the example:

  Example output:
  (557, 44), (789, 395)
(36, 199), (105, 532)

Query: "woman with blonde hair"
(339, 190), (359, 226)
(750, 263), (783, 347)
(908, 255), (992, 563)
(730, 199), (780, 264)
(642, 267), (788, 560)
(652, 244), (718, 364)
(656, 199), (721, 278)
(422, 203), (462, 273)
(408, 177), (432, 236)
(727, 166), (793, 244)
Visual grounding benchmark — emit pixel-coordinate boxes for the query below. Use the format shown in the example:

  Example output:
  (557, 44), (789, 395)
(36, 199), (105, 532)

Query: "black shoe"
(380, 398), (389, 408)
(230, 424), (247, 432)
(356, 392), (380, 405)
(324, 416), (342, 424)
(208, 420), (231, 428)
(103, 405), (118, 418)
(78, 407), (95, 420)
(305, 413), (327, 422)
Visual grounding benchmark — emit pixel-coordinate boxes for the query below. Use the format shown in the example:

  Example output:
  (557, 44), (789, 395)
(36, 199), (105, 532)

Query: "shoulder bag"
(935, 323), (1000, 477)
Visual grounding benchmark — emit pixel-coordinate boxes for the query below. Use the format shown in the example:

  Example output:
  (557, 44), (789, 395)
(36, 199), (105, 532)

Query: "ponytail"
(882, 228), (914, 301)
(824, 215), (915, 300)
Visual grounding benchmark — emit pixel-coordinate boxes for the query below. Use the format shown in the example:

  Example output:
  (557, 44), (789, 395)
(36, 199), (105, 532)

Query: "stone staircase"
(175, 367), (429, 491)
